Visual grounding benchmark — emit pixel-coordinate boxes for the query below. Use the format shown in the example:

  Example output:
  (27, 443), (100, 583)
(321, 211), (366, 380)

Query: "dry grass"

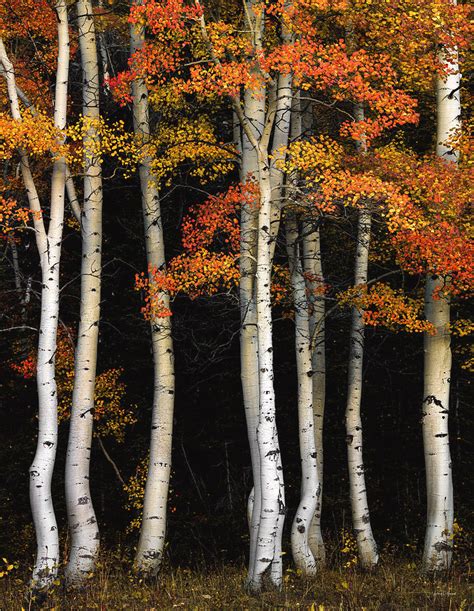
(0, 556), (472, 610)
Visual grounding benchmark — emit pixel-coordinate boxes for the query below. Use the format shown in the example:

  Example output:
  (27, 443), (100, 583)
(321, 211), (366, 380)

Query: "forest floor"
(0, 556), (472, 610)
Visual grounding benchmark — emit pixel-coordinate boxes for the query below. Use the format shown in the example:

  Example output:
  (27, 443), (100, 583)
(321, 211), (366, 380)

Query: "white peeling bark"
(240, 88), (265, 584)
(292, 89), (326, 567)
(422, 276), (453, 571)
(345, 102), (378, 570)
(286, 218), (320, 576)
(130, 8), (175, 577)
(0, 2), (69, 590)
(65, 0), (102, 585)
(345, 206), (379, 569)
(248, 148), (285, 592)
(302, 222), (326, 565)
(422, 14), (460, 571)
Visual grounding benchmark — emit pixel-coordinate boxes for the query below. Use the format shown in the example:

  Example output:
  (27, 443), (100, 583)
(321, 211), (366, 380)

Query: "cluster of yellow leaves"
(450, 318), (474, 338)
(338, 282), (435, 334)
(56, 340), (136, 442)
(123, 455), (148, 532)
(66, 116), (140, 178)
(0, 557), (17, 578)
(149, 117), (236, 186)
(283, 135), (344, 177)
(340, 528), (358, 569)
(0, 112), (143, 182)
(0, 110), (63, 160)
(148, 82), (189, 114)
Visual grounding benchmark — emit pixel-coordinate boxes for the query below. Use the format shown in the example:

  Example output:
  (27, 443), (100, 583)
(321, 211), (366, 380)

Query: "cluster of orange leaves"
(338, 282), (435, 334)
(113, 0), (423, 145)
(346, 0), (472, 91)
(0, 196), (30, 238)
(373, 145), (474, 296)
(135, 183), (299, 317)
(0, 0), (74, 111)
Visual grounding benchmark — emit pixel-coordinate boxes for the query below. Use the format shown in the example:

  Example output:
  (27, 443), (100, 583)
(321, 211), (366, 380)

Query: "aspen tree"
(345, 103), (379, 569)
(0, 0), (69, 590)
(292, 92), (326, 568)
(422, 4), (460, 571)
(302, 220), (326, 565)
(286, 216), (321, 576)
(65, 0), (102, 584)
(239, 86), (264, 583)
(130, 2), (176, 577)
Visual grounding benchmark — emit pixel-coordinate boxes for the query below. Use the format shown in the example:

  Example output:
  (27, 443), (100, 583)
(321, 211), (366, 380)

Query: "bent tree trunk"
(345, 206), (379, 570)
(0, 4), (69, 589)
(65, 0), (102, 585)
(130, 9), (175, 577)
(422, 16), (460, 571)
(287, 218), (320, 576)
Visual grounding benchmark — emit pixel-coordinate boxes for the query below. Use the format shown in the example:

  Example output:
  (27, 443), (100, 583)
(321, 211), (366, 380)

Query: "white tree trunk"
(65, 0), (102, 584)
(130, 9), (175, 577)
(287, 218), (320, 576)
(266, 76), (292, 585)
(240, 88), (264, 585)
(302, 223), (326, 565)
(345, 206), (379, 569)
(422, 276), (453, 571)
(422, 14), (460, 571)
(345, 102), (378, 570)
(291, 89), (326, 566)
(248, 150), (285, 592)
(0, 3), (69, 590)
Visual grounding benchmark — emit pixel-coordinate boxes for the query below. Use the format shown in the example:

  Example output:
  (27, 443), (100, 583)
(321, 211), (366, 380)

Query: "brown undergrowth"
(0, 554), (472, 610)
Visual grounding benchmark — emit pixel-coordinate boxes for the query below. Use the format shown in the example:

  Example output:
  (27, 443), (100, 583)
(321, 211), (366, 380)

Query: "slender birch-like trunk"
(266, 73), (292, 585)
(197, 0), (287, 589)
(291, 90), (326, 567)
(344, 103), (378, 570)
(248, 147), (285, 592)
(65, 0), (102, 584)
(240, 89), (264, 583)
(0, 3), (69, 589)
(130, 8), (175, 577)
(422, 17), (460, 571)
(345, 206), (378, 569)
(287, 218), (320, 576)
(302, 223), (326, 564)
(422, 275), (453, 571)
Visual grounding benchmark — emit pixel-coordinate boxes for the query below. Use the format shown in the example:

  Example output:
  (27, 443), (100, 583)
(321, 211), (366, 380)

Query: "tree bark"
(65, 0), (102, 585)
(0, 2), (69, 590)
(422, 13), (460, 571)
(345, 206), (379, 569)
(248, 147), (285, 592)
(292, 89), (326, 567)
(302, 222), (326, 565)
(287, 218), (321, 576)
(344, 102), (378, 570)
(422, 276), (453, 571)
(130, 6), (176, 577)
(240, 88), (264, 585)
